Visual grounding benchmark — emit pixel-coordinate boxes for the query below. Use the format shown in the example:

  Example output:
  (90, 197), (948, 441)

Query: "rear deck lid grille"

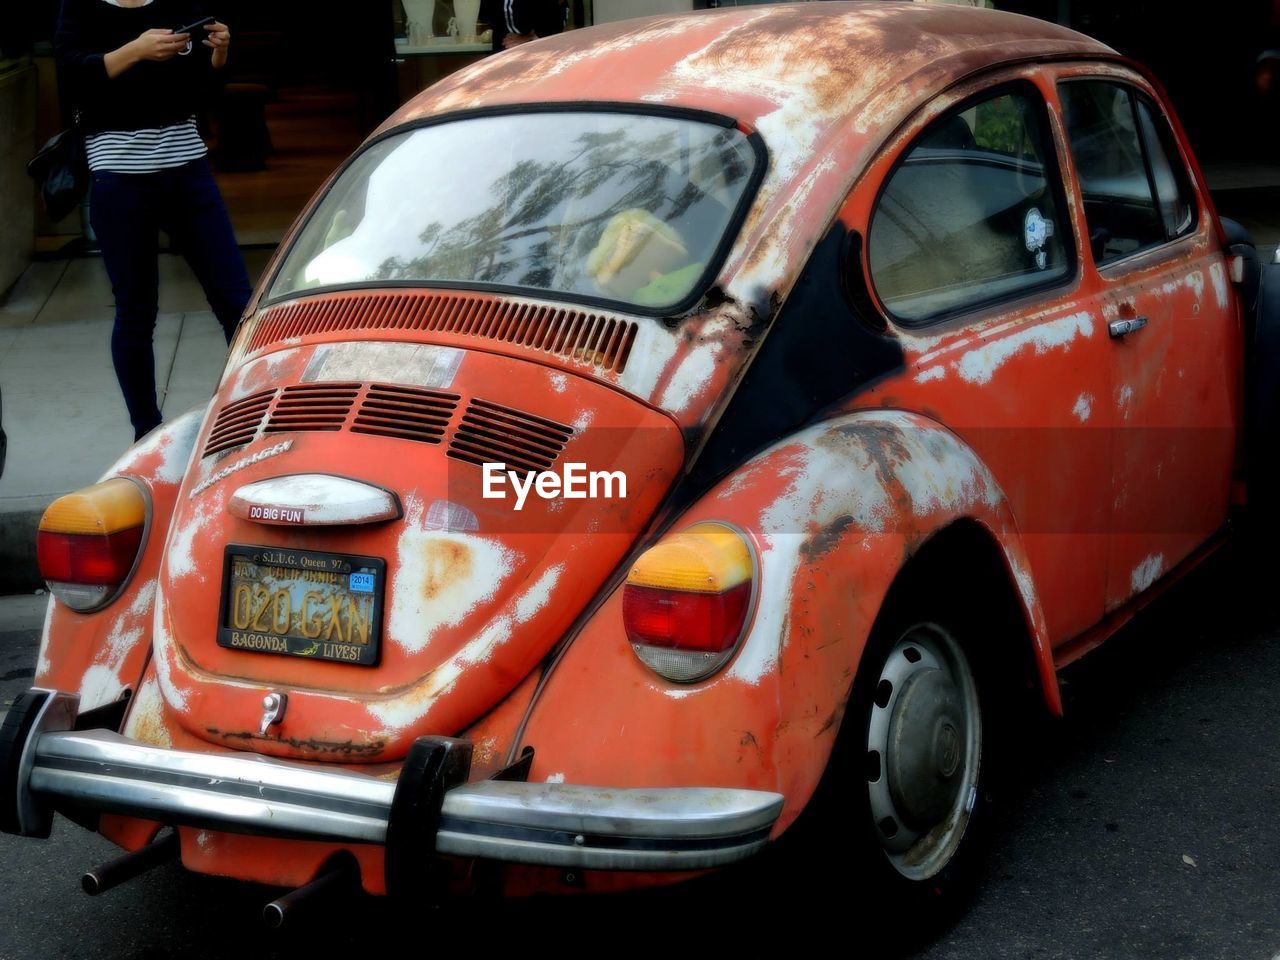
(205, 389), (274, 456)
(447, 399), (573, 474)
(263, 383), (360, 434)
(351, 385), (459, 444)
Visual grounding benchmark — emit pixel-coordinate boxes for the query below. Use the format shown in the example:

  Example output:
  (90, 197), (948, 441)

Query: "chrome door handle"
(1108, 316), (1148, 338)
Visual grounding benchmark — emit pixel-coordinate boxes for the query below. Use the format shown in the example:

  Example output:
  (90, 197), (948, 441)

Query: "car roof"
(390, 3), (1110, 132)
(381, 2), (1116, 311)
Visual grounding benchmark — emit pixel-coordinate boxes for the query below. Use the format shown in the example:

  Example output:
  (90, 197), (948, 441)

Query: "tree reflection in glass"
(269, 112), (757, 311)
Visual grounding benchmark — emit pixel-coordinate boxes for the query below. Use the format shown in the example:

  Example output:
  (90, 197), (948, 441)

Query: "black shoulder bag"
(26, 112), (88, 223)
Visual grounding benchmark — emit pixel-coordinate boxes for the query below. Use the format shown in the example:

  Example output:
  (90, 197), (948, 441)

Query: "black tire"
(1239, 241), (1280, 537)
(790, 582), (1021, 945)
(0, 690), (52, 837)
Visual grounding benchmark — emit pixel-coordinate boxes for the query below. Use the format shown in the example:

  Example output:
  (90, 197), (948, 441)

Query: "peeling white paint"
(549, 372), (568, 393)
(99, 407), (205, 486)
(915, 364), (946, 384)
(544, 772), (566, 784)
(387, 496), (519, 654)
(371, 563), (562, 729)
(1072, 392), (1093, 423)
(1186, 269), (1205, 304)
(151, 587), (188, 711)
(955, 312), (1093, 386)
(1117, 384), (1135, 420)
(166, 491), (224, 582)
(78, 665), (125, 709)
(571, 409), (594, 433)
(1130, 553), (1164, 594)
(658, 344), (719, 412)
(1210, 261), (1229, 309)
(35, 597), (54, 680)
(514, 565), (562, 623)
(75, 580), (157, 710)
(617, 321), (681, 402)
(122, 676), (172, 748)
(718, 411), (1013, 687)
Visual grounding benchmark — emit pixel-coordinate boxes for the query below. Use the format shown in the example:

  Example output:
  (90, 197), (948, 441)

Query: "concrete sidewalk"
(0, 250), (271, 588)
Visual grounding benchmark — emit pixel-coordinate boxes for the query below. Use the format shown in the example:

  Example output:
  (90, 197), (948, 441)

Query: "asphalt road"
(2, 553), (1279, 960)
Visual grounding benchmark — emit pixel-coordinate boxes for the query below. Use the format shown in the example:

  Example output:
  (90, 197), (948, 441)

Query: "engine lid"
(152, 341), (684, 762)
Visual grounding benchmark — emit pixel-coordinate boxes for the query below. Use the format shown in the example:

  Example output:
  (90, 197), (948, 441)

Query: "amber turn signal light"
(38, 478), (148, 611)
(622, 521), (756, 682)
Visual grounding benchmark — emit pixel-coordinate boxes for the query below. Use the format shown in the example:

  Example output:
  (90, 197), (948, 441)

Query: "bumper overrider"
(1, 691), (783, 887)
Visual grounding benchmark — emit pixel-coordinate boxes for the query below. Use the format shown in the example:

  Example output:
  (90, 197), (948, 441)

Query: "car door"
(857, 74), (1116, 646)
(1056, 75), (1240, 612)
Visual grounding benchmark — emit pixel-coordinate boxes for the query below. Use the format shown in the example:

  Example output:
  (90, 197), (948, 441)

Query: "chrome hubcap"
(865, 623), (981, 881)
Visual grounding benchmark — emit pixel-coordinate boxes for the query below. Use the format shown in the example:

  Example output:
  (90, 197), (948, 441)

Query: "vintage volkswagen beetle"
(1, 1), (1264, 923)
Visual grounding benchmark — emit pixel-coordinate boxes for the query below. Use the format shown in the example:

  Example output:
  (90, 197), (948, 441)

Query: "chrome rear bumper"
(9, 692), (783, 873)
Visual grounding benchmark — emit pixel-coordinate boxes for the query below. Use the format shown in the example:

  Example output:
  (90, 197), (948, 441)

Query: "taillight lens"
(623, 522), (756, 682)
(37, 478), (148, 611)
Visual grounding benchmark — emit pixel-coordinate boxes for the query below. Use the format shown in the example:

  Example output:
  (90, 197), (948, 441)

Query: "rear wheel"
(801, 598), (1003, 934)
(864, 622), (983, 884)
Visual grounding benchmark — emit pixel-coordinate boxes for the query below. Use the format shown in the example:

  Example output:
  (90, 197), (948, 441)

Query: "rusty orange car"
(1, 1), (1267, 925)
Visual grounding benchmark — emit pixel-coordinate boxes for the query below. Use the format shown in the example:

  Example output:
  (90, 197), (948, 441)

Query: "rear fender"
(34, 409), (206, 711)
(517, 410), (1058, 836)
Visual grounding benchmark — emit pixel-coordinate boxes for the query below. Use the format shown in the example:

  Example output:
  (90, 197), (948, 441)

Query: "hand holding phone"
(173, 16), (215, 36)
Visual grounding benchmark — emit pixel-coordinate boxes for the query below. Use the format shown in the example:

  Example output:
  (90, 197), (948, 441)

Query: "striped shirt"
(84, 116), (208, 173)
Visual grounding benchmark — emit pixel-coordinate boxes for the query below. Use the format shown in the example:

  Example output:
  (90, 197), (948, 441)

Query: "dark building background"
(999, 0), (1280, 163)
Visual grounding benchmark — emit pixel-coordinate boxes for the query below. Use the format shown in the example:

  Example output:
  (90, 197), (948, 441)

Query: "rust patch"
(801, 514), (855, 562)
(127, 702), (172, 748)
(421, 539), (473, 604)
(206, 727), (386, 758)
(857, 422), (914, 488)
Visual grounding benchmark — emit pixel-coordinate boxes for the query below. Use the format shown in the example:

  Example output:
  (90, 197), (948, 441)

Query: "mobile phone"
(173, 16), (215, 36)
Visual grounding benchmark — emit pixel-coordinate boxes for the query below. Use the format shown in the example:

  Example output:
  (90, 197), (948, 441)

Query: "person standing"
(55, 0), (252, 441)
(483, 0), (567, 52)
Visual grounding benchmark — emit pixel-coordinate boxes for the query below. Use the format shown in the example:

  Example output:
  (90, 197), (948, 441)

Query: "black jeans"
(90, 158), (251, 440)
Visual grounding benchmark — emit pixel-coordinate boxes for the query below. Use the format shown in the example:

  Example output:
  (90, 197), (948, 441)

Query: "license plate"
(217, 545), (385, 666)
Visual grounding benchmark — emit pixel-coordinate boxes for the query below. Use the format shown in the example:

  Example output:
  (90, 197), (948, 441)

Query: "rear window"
(267, 111), (760, 313)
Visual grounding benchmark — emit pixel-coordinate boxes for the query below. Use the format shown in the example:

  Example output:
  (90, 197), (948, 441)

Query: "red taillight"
(37, 527), (145, 585)
(622, 581), (752, 653)
(622, 522), (756, 682)
(37, 478), (149, 611)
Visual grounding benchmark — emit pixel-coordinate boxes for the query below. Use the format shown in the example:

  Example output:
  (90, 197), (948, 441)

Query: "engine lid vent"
(351, 385), (459, 444)
(203, 383), (465, 457)
(447, 399), (573, 474)
(205, 389), (275, 456)
(246, 292), (637, 374)
(263, 383), (360, 434)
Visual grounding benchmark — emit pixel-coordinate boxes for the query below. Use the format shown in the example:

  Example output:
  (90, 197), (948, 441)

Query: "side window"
(868, 88), (1072, 325)
(1136, 98), (1195, 239)
(1059, 81), (1194, 265)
